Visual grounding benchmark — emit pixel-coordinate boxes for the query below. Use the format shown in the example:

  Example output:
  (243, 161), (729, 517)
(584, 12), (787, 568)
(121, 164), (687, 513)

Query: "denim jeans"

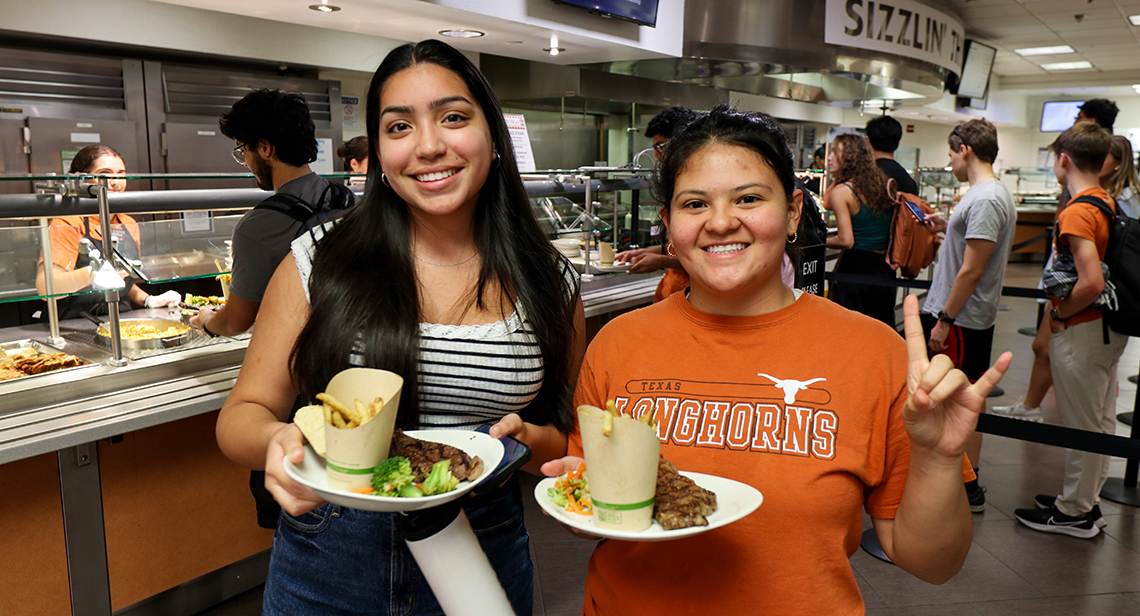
(263, 477), (533, 616)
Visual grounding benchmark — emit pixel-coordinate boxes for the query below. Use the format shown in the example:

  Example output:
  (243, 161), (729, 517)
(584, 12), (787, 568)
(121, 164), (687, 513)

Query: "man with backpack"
(920, 119), (1017, 514)
(1013, 122), (1127, 539)
(190, 88), (354, 338)
(866, 115), (919, 195)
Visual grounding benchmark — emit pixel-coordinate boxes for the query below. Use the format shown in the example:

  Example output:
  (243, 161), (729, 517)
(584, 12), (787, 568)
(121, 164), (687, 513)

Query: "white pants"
(1050, 318), (1128, 517)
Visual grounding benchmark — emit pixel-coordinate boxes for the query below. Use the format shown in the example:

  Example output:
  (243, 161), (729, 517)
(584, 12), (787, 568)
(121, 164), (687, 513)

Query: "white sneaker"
(990, 400), (1043, 423)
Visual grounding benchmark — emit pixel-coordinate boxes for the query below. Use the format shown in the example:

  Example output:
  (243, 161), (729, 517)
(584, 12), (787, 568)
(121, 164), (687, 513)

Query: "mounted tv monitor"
(552, 0), (660, 27)
(1040, 101), (1083, 132)
(952, 40), (996, 99)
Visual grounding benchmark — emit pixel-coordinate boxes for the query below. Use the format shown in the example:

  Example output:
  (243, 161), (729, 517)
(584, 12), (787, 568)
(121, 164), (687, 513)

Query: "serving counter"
(0, 173), (662, 616)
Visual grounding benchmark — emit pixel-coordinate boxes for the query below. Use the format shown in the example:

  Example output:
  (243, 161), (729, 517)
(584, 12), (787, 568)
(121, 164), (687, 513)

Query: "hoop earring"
(787, 231), (798, 244)
(381, 173), (390, 188)
(666, 241), (677, 257)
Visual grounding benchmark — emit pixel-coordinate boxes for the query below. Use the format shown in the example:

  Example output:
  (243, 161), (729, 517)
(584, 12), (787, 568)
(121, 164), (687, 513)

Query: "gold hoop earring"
(666, 241), (677, 257)
(787, 231), (798, 244)
(381, 173), (390, 188)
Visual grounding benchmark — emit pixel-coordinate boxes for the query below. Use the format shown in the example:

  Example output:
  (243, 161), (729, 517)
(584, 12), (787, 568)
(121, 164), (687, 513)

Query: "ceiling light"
(1014, 45), (1075, 56)
(1129, 14), (1140, 26)
(543, 47), (566, 56)
(1041, 61), (1093, 70)
(439, 29), (484, 38)
(309, 1), (340, 12)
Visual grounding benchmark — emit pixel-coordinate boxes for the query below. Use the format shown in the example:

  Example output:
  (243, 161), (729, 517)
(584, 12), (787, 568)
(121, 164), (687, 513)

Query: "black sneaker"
(1034, 494), (1106, 529)
(1015, 505), (1100, 539)
(966, 485), (987, 513)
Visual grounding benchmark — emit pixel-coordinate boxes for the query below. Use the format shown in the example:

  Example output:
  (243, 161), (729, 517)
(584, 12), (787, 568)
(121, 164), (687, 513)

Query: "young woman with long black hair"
(216, 40), (583, 615)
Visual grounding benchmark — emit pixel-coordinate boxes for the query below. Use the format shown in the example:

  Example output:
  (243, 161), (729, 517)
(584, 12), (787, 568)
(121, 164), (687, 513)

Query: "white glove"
(145, 290), (182, 308)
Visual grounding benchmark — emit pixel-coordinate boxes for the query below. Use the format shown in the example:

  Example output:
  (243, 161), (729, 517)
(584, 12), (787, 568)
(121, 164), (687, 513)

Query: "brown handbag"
(885, 179), (941, 279)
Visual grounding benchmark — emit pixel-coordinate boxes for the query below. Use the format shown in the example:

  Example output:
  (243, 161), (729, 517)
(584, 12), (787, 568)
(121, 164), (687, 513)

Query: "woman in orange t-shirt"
(542, 106), (1011, 615)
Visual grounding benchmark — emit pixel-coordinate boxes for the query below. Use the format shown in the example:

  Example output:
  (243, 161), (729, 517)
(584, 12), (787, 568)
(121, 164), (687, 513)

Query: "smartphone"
(904, 201), (927, 223)
(473, 424), (533, 495)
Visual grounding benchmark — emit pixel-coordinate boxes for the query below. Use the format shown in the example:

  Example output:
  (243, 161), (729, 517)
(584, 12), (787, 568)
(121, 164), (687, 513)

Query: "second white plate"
(534, 471), (762, 542)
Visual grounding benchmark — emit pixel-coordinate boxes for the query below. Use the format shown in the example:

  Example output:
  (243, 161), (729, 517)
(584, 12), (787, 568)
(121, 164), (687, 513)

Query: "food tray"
(0, 339), (96, 383)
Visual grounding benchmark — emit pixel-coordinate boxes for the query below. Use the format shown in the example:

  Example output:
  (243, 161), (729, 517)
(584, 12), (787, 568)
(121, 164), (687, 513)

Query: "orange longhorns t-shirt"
(1053, 187), (1115, 327)
(570, 292), (914, 615)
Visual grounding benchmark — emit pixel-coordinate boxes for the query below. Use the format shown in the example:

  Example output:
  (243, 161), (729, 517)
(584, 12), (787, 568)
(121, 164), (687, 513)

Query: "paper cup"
(598, 242), (615, 265)
(578, 406), (660, 531)
(323, 368), (404, 491)
(217, 275), (231, 302)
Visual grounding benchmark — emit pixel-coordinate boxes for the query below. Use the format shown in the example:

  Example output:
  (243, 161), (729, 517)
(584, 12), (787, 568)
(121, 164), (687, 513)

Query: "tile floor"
(195, 262), (1140, 616)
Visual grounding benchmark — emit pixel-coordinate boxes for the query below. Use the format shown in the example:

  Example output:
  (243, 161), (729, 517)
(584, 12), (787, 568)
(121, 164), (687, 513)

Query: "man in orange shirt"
(1014, 122), (1125, 539)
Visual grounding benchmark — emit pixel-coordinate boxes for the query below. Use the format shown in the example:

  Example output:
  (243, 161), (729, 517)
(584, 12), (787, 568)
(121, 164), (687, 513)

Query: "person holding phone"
(823, 134), (899, 328)
(216, 40), (584, 615)
(542, 106), (1010, 615)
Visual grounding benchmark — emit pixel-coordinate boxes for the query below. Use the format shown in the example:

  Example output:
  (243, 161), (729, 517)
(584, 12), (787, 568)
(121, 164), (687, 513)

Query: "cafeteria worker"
(35, 144), (180, 319)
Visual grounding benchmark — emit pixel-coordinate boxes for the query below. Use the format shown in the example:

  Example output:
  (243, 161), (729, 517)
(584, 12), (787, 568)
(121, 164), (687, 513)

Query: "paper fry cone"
(323, 368), (403, 491)
(578, 405), (660, 531)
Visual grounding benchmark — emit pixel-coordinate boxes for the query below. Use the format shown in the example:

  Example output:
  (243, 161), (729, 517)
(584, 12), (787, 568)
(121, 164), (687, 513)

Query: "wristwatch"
(937, 310), (956, 325)
(1050, 308), (1068, 323)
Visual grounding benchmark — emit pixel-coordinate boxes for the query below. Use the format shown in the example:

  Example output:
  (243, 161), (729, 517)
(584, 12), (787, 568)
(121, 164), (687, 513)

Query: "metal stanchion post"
(1101, 356), (1140, 506)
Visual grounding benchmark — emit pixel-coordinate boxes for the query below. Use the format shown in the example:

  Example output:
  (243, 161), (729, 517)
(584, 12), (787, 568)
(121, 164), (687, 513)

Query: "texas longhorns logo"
(757, 373), (827, 404)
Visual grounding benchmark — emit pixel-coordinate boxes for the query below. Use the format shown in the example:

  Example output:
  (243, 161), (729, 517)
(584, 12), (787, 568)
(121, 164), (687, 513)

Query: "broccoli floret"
(421, 460), (460, 496)
(372, 456), (415, 495)
(398, 484), (424, 498)
(547, 487), (568, 508)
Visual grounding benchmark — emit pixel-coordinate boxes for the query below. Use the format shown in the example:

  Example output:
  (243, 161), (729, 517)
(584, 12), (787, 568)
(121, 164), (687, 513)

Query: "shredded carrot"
(352, 487), (377, 495)
(566, 491), (584, 514)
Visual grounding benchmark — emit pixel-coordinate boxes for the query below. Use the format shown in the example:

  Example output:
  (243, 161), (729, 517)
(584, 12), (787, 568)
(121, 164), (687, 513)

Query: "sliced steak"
(653, 458), (717, 530)
(390, 429), (484, 483)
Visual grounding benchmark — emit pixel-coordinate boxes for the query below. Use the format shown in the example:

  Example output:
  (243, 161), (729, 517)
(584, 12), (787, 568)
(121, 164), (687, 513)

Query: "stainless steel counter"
(581, 272), (662, 318)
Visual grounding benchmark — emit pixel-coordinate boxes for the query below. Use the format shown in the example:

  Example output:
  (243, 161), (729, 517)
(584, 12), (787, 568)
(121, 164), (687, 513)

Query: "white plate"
(285, 429), (504, 512)
(534, 471), (762, 542)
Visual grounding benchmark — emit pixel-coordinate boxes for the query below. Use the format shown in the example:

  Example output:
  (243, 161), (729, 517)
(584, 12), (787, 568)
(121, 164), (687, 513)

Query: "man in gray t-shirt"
(189, 88), (336, 338)
(920, 119), (1016, 515)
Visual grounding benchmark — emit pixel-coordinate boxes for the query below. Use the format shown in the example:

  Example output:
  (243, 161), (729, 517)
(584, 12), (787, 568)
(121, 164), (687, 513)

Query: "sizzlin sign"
(824, 0), (965, 77)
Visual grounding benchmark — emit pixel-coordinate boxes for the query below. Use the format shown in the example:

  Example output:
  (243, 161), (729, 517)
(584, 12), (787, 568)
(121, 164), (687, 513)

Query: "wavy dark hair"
(219, 88), (318, 167)
(831, 134), (893, 214)
(290, 40), (578, 433)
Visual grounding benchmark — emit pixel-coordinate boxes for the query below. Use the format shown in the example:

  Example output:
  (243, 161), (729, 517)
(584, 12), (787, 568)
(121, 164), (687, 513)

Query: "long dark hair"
(831, 134), (893, 214)
(290, 40), (578, 433)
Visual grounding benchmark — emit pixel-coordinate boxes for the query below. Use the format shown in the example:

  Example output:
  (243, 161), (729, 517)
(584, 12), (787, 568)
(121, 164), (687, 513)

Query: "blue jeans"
(263, 477), (533, 616)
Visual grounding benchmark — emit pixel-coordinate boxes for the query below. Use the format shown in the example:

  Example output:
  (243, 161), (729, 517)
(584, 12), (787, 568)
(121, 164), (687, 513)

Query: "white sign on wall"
(824, 0), (965, 77)
(503, 113), (536, 173)
(313, 137), (334, 174)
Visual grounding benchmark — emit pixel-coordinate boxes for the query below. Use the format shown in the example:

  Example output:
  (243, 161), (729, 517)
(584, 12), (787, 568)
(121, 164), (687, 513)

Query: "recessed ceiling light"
(1014, 45), (1075, 56)
(506, 40), (524, 45)
(1129, 14), (1140, 26)
(439, 29), (484, 38)
(309, 1), (340, 12)
(1041, 61), (1093, 70)
(543, 47), (566, 56)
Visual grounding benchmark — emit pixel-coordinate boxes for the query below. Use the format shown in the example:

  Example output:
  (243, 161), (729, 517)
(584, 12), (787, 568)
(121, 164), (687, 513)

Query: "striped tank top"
(292, 224), (575, 429)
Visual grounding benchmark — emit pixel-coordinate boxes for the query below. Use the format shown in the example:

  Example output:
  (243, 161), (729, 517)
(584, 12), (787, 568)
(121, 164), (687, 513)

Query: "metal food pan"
(95, 318), (193, 351)
(0, 339), (96, 382)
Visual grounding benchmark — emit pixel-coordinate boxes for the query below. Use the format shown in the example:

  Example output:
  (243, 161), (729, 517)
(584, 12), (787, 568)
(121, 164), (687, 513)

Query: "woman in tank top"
(216, 40), (584, 615)
(824, 133), (899, 329)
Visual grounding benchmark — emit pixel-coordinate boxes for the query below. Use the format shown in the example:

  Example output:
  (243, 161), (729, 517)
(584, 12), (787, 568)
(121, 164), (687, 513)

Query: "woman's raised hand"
(901, 295), (1011, 459)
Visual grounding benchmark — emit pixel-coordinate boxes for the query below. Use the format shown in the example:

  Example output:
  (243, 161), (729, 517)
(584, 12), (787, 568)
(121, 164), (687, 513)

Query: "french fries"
(584, 399), (656, 437)
(316, 392), (385, 429)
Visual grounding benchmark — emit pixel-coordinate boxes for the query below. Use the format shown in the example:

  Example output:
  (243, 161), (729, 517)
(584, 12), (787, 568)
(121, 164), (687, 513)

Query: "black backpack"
(254, 181), (356, 239)
(1071, 195), (1140, 338)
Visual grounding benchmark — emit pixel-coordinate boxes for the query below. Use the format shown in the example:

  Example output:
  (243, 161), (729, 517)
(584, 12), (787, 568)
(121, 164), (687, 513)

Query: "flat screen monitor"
(552, 0), (660, 27)
(1040, 101), (1083, 132)
(953, 40), (996, 99)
